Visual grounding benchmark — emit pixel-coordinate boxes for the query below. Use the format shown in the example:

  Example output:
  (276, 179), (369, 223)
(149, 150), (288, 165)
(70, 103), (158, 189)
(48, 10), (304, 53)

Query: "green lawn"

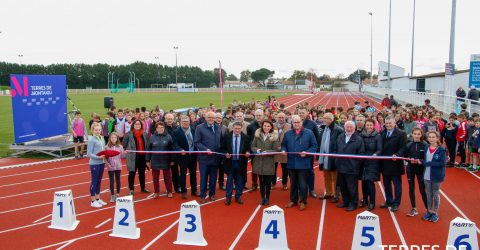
(0, 91), (289, 157)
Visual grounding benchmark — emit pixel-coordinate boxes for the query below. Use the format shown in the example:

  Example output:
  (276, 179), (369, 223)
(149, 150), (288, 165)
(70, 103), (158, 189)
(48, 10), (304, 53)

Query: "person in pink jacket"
(105, 132), (125, 202)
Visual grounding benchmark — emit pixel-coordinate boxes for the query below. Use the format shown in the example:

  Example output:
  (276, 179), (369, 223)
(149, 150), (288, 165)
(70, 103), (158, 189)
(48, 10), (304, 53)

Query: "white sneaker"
(97, 199), (107, 206)
(91, 201), (102, 208)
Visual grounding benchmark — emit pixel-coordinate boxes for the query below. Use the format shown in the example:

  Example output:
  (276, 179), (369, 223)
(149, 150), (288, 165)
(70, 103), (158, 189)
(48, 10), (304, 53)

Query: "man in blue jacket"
(299, 107), (321, 198)
(282, 115), (318, 211)
(194, 111), (222, 204)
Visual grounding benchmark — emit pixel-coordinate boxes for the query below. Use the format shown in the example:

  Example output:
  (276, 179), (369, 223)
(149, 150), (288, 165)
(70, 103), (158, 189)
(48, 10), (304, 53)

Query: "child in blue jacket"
(418, 131), (446, 223)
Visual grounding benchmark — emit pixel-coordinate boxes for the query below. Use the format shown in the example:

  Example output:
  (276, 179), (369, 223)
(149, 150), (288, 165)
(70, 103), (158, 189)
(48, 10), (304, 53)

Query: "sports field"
(0, 91), (291, 157)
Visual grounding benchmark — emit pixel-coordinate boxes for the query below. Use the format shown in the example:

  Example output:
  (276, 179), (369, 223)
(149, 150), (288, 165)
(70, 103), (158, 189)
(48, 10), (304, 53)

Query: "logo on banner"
(10, 76), (29, 97)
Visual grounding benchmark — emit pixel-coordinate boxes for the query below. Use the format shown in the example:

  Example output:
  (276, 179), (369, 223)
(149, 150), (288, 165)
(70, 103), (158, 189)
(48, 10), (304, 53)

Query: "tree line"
(0, 61), (374, 89)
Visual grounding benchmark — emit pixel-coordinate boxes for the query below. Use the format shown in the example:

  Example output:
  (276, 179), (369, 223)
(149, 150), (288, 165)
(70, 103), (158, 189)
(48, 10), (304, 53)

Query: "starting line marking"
(95, 218), (112, 229)
(142, 219), (179, 250)
(228, 205), (262, 250)
(0, 162), (88, 179)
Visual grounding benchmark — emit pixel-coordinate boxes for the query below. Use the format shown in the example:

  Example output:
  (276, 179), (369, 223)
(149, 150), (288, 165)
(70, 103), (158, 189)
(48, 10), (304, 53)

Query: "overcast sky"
(0, 0), (478, 78)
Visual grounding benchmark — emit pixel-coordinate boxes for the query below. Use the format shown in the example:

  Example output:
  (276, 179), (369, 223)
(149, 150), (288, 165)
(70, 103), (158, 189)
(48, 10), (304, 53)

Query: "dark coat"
(380, 128), (407, 176)
(247, 121), (261, 144)
(303, 119), (321, 150)
(360, 130), (383, 181)
(318, 122), (344, 171)
(194, 123), (222, 166)
(467, 88), (480, 102)
(456, 88), (466, 101)
(146, 132), (176, 170)
(221, 131), (250, 172)
(334, 132), (365, 175)
(281, 128), (318, 170)
(172, 126), (197, 166)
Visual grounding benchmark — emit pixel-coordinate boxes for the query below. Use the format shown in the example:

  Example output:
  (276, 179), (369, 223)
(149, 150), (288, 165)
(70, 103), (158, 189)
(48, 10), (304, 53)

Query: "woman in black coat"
(360, 119), (383, 211)
(146, 122), (177, 198)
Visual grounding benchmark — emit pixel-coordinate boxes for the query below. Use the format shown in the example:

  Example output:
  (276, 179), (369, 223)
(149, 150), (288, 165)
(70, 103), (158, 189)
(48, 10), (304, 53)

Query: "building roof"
(411, 69), (469, 79)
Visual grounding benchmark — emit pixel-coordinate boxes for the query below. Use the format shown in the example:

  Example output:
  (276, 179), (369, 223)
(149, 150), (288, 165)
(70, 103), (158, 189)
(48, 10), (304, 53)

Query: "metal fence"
(66, 88), (306, 95)
(364, 85), (480, 115)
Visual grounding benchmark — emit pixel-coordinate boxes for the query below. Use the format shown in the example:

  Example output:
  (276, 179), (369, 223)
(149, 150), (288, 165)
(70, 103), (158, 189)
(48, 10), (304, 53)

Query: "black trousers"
(179, 156), (198, 194)
(407, 165), (428, 209)
(108, 170), (121, 195)
(288, 169), (308, 204)
(218, 165), (225, 186)
(128, 156), (146, 191)
(383, 174), (402, 206)
(273, 162), (288, 185)
(364, 180), (376, 206)
(458, 141), (466, 164)
(338, 173), (358, 208)
(170, 163), (180, 192)
(259, 175), (272, 200)
(446, 140), (457, 164)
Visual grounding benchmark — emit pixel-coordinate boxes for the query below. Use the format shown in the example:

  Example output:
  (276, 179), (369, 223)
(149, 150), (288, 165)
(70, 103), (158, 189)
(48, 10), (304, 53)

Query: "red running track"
(0, 92), (478, 249)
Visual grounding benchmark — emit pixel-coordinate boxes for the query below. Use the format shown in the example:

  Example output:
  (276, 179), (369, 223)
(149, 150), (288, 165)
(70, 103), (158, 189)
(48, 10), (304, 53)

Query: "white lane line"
(0, 171), (90, 188)
(56, 239), (76, 250)
(94, 218), (112, 229)
(0, 157), (75, 170)
(0, 163), (88, 179)
(315, 196), (327, 250)
(33, 214), (51, 223)
(141, 219), (179, 250)
(285, 93), (318, 110)
(376, 181), (407, 246)
(0, 173), (128, 200)
(465, 170), (480, 181)
(228, 205), (262, 250)
(439, 190), (480, 234)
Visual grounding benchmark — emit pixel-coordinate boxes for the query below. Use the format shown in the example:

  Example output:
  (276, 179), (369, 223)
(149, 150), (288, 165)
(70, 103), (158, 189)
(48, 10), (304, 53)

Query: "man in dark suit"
(222, 122), (251, 205)
(380, 116), (407, 212)
(164, 113), (180, 193)
(215, 111), (229, 190)
(334, 121), (365, 211)
(194, 111), (222, 204)
(173, 115), (198, 199)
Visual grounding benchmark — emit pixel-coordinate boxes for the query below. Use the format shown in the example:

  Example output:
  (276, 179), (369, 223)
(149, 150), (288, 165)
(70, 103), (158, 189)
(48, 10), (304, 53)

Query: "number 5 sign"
(174, 200), (208, 246)
(351, 211), (382, 250)
(256, 205), (289, 250)
(110, 195), (140, 239)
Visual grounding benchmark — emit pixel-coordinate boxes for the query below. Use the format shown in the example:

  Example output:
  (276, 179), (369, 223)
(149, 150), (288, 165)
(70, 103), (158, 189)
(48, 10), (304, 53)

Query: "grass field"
(0, 91), (290, 157)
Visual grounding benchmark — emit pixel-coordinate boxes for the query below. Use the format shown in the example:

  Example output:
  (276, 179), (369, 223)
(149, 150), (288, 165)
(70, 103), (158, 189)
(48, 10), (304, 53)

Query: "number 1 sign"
(351, 211), (382, 250)
(110, 195), (140, 239)
(48, 190), (79, 231)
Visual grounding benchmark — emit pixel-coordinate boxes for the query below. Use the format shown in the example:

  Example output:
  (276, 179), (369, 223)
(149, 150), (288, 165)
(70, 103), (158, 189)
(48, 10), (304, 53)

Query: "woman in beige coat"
(251, 120), (279, 206)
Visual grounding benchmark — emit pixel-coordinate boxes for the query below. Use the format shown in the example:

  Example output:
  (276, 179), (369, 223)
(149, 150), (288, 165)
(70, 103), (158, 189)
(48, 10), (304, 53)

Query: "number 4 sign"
(48, 190), (79, 231)
(110, 195), (140, 239)
(256, 205), (289, 250)
(351, 211), (382, 250)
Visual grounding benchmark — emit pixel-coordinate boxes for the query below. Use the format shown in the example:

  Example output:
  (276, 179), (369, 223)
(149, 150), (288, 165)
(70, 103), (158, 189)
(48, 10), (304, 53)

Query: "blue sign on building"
(470, 54), (480, 88)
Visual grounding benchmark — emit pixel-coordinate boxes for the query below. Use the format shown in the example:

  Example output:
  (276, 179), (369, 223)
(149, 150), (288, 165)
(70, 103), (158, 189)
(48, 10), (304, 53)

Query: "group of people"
(79, 93), (477, 223)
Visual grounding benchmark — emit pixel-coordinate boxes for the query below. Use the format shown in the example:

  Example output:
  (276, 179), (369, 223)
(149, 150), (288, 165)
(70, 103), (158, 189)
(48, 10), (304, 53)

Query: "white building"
(378, 69), (470, 95)
(378, 61), (405, 88)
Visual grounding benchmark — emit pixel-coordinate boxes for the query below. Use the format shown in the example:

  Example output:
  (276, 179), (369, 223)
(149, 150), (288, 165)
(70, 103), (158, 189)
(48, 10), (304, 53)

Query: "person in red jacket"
(381, 94), (391, 109)
(456, 114), (467, 168)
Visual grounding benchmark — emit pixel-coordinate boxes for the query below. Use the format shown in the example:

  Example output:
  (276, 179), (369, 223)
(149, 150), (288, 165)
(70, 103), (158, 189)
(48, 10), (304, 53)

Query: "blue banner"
(470, 61), (480, 89)
(10, 74), (67, 143)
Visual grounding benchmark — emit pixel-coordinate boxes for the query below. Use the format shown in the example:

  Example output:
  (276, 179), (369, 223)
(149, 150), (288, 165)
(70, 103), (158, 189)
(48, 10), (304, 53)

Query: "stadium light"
(410, 0), (416, 77)
(173, 46), (179, 85)
(369, 12), (373, 86)
(18, 54), (23, 65)
(387, 0), (392, 88)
